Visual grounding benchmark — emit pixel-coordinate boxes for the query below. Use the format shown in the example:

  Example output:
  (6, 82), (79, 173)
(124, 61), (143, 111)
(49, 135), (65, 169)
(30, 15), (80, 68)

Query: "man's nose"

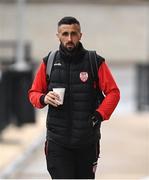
(68, 34), (72, 41)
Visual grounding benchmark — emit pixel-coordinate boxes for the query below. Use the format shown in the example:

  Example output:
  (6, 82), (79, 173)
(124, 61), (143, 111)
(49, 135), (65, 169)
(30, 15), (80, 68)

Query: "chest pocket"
(48, 59), (67, 90)
(70, 58), (92, 86)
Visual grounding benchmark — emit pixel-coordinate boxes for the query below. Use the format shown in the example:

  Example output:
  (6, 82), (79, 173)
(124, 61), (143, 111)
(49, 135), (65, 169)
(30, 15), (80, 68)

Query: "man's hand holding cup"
(44, 88), (65, 107)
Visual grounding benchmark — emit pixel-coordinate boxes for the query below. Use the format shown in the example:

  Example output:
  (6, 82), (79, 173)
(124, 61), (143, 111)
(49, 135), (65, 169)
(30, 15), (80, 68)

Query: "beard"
(61, 41), (79, 52)
(66, 42), (75, 51)
(67, 46), (74, 51)
(59, 41), (82, 59)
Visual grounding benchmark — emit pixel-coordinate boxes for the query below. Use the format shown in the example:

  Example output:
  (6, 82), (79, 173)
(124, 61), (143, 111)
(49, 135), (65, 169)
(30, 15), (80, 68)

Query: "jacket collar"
(59, 42), (86, 62)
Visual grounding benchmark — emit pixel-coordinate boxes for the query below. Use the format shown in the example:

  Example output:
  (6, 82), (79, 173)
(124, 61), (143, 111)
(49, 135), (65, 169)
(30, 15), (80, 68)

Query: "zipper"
(67, 60), (72, 144)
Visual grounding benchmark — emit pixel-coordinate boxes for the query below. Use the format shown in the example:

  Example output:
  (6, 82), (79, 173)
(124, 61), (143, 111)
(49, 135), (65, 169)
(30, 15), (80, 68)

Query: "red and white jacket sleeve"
(96, 62), (120, 120)
(28, 60), (120, 120)
(28, 61), (48, 109)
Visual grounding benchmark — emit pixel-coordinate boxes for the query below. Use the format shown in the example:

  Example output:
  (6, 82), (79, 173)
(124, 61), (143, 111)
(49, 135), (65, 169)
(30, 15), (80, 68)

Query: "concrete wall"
(0, 0), (148, 4)
(0, 2), (148, 63)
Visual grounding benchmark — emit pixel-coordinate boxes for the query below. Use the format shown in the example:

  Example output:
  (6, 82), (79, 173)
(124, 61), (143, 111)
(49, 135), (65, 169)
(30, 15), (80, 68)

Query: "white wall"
(0, 3), (148, 63)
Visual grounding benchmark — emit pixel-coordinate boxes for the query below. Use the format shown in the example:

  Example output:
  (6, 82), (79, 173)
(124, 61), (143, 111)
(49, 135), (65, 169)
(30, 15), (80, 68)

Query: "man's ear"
(56, 33), (61, 41)
(79, 33), (82, 40)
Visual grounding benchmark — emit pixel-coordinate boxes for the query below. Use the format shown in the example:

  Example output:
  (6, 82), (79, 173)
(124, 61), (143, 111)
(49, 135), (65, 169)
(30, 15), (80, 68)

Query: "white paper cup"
(53, 88), (65, 105)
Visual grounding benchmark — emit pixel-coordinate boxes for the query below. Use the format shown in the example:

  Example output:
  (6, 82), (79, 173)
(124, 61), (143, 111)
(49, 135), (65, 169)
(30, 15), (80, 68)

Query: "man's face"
(57, 24), (82, 51)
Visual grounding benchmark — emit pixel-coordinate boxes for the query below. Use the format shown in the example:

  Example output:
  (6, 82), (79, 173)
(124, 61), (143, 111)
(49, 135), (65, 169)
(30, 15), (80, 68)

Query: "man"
(28, 16), (120, 179)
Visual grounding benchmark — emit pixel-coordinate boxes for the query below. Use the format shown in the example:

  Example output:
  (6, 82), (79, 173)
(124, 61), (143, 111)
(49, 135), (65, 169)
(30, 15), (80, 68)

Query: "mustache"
(66, 42), (75, 46)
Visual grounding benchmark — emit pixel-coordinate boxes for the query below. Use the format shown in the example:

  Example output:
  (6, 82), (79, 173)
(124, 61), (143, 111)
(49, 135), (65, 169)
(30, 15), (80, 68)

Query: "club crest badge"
(80, 72), (88, 82)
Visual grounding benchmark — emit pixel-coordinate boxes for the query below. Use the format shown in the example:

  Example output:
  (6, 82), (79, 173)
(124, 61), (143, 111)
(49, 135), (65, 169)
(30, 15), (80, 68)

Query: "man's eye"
(62, 32), (78, 36)
(71, 32), (77, 36)
(62, 32), (69, 36)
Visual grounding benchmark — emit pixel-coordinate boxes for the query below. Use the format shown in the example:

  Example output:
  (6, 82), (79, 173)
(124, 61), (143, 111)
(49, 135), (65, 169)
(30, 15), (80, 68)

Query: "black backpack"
(46, 50), (105, 106)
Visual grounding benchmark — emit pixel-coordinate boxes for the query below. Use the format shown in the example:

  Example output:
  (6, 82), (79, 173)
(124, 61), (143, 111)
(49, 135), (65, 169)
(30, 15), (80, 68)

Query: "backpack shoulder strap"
(46, 50), (57, 80)
(88, 51), (105, 88)
(88, 50), (105, 104)
(88, 50), (99, 88)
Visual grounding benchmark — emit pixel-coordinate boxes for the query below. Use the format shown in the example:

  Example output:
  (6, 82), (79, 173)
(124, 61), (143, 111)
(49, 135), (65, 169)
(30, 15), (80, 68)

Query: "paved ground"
(0, 111), (148, 179)
(0, 109), (46, 179)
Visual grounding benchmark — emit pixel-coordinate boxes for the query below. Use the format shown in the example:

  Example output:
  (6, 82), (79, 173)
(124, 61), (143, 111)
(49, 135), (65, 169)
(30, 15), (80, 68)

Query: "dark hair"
(58, 16), (80, 27)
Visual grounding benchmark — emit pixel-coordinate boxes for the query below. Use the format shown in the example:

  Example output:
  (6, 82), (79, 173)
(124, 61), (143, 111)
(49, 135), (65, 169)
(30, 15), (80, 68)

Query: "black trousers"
(44, 140), (100, 179)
